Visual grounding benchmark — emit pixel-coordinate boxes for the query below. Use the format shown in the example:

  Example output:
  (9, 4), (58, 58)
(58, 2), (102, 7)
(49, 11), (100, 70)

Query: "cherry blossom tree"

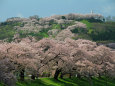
(33, 38), (74, 79)
(51, 13), (104, 21)
(0, 43), (16, 86)
(0, 35), (115, 86)
(0, 41), (38, 81)
(0, 58), (16, 86)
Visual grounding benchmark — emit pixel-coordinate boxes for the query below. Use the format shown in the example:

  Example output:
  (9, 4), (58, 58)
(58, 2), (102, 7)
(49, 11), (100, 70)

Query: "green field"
(1, 77), (115, 86)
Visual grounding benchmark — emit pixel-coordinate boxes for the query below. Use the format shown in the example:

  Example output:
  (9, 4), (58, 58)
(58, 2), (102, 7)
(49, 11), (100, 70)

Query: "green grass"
(0, 21), (24, 42)
(0, 77), (115, 86)
(8, 77), (114, 86)
(80, 20), (92, 29)
(0, 82), (5, 86)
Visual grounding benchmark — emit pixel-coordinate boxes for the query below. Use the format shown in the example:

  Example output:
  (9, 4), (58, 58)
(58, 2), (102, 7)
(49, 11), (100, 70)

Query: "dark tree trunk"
(105, 76), (108, 86)
(77, 73), (81, 79)
(36, 74), (39, 79)
(88, 77), (93, 86)
(60, 73), (63, 79)
(54, 69), (61, 80)
(98, 73), (102, 78)
(104, 69), (108, 86)
(31, 75), (35, 80)
(20, 69), (25, 81)
(69, 73), (72, 79)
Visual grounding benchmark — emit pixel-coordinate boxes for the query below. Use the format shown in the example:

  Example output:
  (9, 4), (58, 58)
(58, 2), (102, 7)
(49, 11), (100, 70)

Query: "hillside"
(0, 13), (114, 43)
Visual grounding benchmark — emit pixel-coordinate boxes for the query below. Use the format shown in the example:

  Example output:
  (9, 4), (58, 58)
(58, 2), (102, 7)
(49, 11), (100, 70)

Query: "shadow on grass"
(92, 77), (115, 86)
(16, 77), (115, 86)
(50, 78), (78, 86)
(62, 77), (115, 86)
(17, 79), (51, 86)
(62, 78), (90, 86)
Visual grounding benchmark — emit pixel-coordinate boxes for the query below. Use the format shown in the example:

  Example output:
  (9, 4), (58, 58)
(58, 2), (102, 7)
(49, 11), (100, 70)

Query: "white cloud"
(17, 13), (23, 18)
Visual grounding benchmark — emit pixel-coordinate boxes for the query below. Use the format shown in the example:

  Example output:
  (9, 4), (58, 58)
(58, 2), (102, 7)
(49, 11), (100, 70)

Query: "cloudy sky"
(0, 0), (115, 21)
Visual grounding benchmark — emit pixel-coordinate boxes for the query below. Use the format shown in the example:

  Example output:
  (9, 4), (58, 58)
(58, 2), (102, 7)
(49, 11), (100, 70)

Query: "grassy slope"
(0, 20), (115, 43)
(1, 77), (112, 86)
(80, 20), (115, 43)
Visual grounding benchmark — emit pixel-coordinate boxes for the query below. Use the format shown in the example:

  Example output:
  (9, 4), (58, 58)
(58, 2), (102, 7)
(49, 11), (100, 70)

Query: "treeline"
(0, 38), (115, 86)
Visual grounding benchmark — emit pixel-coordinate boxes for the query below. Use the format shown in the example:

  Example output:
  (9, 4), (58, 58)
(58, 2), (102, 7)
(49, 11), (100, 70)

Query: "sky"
(0, 0), (115, 21)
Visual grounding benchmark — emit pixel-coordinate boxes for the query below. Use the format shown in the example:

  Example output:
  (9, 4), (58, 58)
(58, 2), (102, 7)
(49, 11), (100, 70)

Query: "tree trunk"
(60, 73), (63, 79)
(69, 73), (72, 79)
(98, 73), (102, 78)
(105, 69), (107, 86)
(31, 75), (35, 80)
(36, 74), (39, 79)
(54, 69), (61, 80)
(77, 73), (81, 79)
(88, 77), (93, 86)
(20, 69), (25, 81)
(105, 76), (108, 86)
